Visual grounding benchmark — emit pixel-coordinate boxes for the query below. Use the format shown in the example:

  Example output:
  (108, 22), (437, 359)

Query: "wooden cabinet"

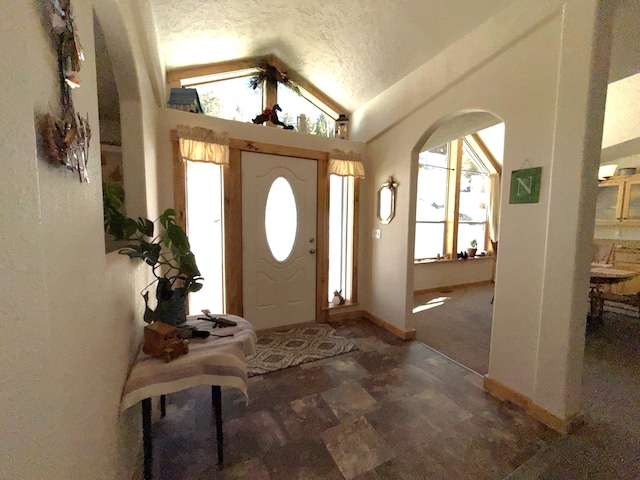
(596, 174), (640, 225)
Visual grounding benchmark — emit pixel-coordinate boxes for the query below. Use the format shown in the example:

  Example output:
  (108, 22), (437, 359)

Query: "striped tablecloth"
(120, 315), (256, 412)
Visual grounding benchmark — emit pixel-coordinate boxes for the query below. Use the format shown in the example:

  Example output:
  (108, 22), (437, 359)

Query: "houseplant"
(103, 181), (203, 325)
(467, 239), (478, 258)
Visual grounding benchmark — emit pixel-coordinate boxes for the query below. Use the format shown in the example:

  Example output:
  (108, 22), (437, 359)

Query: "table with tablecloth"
(589, 266), (639, 327)
(120, 315), (256, 480)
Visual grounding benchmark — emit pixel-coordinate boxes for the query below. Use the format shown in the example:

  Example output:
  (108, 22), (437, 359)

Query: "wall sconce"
(335, 114), (349, 140)
(377, 176), (398, 224)
(598, 164), (617, 180)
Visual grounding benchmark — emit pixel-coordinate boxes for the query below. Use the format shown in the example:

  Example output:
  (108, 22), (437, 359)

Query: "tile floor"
(148, 310), (640, 479)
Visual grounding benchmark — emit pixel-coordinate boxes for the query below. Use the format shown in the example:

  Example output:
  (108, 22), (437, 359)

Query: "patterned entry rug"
(247, 323), (358, 377)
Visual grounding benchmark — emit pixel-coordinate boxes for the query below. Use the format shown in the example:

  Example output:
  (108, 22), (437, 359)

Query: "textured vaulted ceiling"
(148, 0), (514, 113)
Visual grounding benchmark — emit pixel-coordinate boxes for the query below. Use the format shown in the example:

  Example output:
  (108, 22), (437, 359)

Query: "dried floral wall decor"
(36, 0), (91, 183)
(249, 61), (300, 94)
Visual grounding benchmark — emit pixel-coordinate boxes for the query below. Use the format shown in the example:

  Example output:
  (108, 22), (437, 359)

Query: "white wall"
(352, 0), (611, 423)
(0, 1), (154, 478)
(414, 258), (494, 292)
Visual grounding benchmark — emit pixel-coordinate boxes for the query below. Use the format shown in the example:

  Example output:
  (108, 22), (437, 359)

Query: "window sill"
(322, 301), (359, 311)
(415, 255), (494, 265)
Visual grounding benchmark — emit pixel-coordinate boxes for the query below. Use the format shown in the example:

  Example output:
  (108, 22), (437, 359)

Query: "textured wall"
(0, 1), (149, 478)
(149, 0), (512, 113)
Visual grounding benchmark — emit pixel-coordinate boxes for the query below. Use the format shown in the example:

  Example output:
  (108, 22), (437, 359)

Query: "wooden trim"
(327, 308), (368, 323)
(316, 158), (329, 324)
(483, 377), (586, 434)
(264, 80), (277, 126)
(166, 54), (347, 119)
(225, 148), (243, 315)
(229, 139), (328, 161)
(364, 311), (416, 340)
(471, 133), (502, 175)
(267, 55), (346, 117)
(169, 131), (348, 326)
(351, 177), (360, 304)
(166, 57), (263, 85)
(414, 279), (493, 296)
(172, 139), (187, 230)
(452, 139), (463, 255)
(326, 309), (416, 340)
(169, 132), (328, 162)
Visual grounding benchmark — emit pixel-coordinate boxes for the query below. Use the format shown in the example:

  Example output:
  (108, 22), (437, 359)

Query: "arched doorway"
(411, 111), (504, 375)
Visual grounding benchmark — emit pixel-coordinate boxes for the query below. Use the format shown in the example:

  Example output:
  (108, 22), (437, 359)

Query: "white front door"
(242, 152), (317, 330)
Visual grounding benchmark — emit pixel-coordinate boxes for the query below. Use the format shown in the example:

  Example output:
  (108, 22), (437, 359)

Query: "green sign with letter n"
(509, 167), (542, 204)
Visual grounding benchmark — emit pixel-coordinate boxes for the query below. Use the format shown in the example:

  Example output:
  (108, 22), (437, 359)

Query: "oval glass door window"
(265, 177), (298, 261)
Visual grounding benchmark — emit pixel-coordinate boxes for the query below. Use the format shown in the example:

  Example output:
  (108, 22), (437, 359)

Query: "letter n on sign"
(509, 167), (542, 204)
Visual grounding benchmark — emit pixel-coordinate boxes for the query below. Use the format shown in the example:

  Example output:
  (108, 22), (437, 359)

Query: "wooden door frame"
(171, 132), (342, 324)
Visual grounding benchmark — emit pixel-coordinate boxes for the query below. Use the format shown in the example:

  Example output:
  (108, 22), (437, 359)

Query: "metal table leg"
(588, 285), (605, 329)
(212, 386), (223, 465)
(142, 398), (153, 480)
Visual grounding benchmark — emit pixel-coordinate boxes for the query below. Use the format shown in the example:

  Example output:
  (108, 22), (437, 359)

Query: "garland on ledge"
(249, 60), (300, 95)
(37, 0), (91, 183)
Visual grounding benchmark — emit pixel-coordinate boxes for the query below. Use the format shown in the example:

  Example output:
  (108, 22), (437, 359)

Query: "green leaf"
(137, 217), (154, 237)
(123, 218), (138, 239)
(166, 224), (190, 253)
(142, 291), (158, 324)
(159, 209), (177, 229)
(145, 243), (162, 266)
(178, 251), (199, 276)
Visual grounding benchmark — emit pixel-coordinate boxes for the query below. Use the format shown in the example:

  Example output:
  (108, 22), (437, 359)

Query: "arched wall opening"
(409, 110), (504, 374)
(93, 0), (154, 221)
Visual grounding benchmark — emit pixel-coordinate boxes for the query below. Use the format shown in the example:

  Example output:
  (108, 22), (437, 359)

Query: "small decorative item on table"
(142, 322), (189, 363)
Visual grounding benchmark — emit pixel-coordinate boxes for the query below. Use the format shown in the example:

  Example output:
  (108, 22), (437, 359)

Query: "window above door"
(167, 55), (344, 137)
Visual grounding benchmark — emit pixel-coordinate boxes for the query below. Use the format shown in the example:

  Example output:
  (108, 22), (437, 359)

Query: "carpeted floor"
(247, 323), (358, 376)
(413, 282), (494, 374)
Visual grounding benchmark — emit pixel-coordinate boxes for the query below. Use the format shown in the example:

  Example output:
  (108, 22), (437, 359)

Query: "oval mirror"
(377, 177), (398, 224)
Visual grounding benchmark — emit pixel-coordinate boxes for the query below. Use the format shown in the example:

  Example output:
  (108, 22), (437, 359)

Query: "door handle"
(309, 249), (316, 254)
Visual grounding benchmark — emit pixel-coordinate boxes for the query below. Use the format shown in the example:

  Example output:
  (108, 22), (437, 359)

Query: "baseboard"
(483, 376), (585, 434)
(327, 309), (416, 340)
(364, 311), (416, 340)
(414, 279), (493, 296)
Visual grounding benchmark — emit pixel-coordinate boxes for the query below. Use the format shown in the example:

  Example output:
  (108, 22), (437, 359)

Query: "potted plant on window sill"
(467, 239), (478, 258)
(103, 182), (203, 326)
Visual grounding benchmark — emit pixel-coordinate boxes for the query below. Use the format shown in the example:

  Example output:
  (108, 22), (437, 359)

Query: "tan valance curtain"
(328, 149), (365, 178)
(176, 125), (229, 166)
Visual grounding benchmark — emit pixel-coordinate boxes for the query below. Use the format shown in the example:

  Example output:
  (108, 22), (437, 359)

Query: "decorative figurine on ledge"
(252, 104), (295, 129)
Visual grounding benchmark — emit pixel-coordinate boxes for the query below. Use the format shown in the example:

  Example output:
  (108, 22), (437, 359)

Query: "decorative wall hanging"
(378, 176), (398, 224)
(36, 0), (91, 183)
(249, 61), (300, 94)
(509, 166), (542, 204)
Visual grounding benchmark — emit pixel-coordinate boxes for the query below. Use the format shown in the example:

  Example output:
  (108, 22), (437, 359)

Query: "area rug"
(247, 324), (358, 377)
